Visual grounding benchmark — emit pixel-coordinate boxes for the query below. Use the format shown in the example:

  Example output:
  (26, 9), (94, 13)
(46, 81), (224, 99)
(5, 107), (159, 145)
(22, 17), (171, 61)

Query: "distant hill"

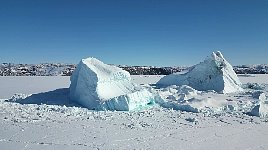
(0, 63), (267, 76)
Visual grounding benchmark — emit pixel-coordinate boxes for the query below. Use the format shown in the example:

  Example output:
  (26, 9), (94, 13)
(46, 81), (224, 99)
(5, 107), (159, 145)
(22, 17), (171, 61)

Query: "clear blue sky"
(0, 0), (267, 66)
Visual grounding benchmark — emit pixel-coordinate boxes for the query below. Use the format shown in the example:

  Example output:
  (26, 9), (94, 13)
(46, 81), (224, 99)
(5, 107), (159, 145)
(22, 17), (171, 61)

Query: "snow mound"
(157, 51), (242, 93)
(70, 57), (155, 111)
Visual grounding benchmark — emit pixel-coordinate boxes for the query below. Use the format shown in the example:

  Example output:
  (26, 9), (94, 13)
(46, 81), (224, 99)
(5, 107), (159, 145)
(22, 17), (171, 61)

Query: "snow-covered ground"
(0, 75), (267, 99)
(1, 75), (268, 149)
(0, 76), (70, 99)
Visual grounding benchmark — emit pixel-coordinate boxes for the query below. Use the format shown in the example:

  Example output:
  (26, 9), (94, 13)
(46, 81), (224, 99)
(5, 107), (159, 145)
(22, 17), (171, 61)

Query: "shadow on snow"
(8, 88), (83, 107)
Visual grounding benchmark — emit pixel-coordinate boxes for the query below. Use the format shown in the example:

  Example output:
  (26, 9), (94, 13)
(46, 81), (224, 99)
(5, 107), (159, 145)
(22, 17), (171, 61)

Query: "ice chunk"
(69, 57), (154, 111)
(259, 93), (268, 118)
(157, 51), (242, 93)
(250, 93), (268, 118)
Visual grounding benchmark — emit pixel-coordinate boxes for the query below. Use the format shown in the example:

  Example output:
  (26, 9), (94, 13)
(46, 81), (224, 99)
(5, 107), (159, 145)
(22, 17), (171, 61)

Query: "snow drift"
(69, 57), (155, 111)
(157, 51), (242, 93)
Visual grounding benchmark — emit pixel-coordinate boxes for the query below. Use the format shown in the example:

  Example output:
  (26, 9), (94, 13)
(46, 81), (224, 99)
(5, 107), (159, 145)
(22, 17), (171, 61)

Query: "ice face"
(69, 57), (155, 111)
(157, 51), (243, 93)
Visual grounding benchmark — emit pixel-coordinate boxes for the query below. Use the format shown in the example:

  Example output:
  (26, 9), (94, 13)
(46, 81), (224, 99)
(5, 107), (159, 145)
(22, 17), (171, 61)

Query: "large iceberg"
(157, 51), (242, 93)
(70, 57), (155, 111)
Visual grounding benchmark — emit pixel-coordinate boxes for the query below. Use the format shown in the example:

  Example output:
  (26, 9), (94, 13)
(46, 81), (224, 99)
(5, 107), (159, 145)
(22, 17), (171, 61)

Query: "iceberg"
(157, 51), (243, 93)
(69, 57), (154, 111)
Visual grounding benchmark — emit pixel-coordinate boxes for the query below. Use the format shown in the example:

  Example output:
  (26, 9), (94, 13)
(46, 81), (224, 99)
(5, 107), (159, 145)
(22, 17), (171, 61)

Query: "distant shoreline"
(1, 63), (268, 76)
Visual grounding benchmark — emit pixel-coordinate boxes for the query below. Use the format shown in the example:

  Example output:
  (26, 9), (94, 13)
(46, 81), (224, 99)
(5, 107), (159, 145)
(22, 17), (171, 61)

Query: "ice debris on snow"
(157, 51), (243, 93)
(69, 57), (155, 111)
(243, 83), (265, 90)
(151, 83), (262, 115)
(8, 93), (29, 102)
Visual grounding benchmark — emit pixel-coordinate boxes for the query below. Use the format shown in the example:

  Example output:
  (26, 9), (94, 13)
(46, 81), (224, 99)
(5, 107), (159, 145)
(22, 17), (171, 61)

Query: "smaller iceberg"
(157, 51), (243, 93)
(69, 57), (155, 111)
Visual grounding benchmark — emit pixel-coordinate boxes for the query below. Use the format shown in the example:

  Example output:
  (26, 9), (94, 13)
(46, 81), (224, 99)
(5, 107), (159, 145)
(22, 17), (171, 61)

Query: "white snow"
(157, 51), (243, 93)
(0, 76), (70, 99)
(70, 57), (154, 111)
(131, 75), (164, 85)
